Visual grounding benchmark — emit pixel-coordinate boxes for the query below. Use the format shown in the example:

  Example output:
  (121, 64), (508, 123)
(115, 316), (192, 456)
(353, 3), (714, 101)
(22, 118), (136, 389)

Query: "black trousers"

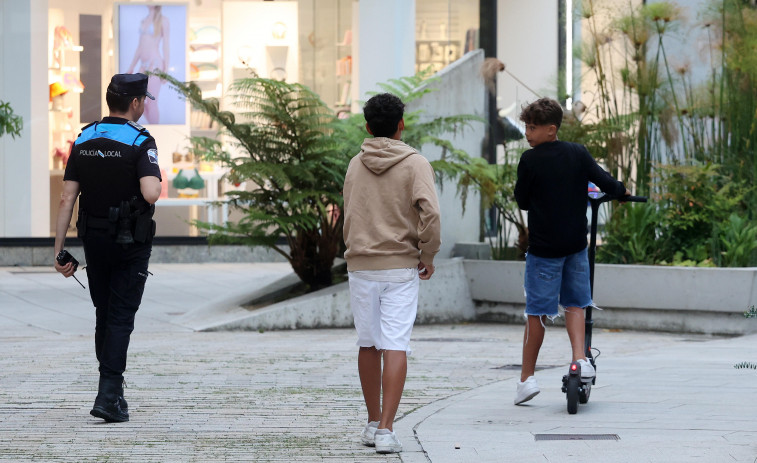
(82, 230), (151, 380)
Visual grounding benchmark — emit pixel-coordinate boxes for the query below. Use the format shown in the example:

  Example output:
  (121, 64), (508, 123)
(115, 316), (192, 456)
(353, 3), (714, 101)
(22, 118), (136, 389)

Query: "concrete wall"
(407, 49), (486, 259)
(465, 260), (757, 335)
(200, 258), (475, 332)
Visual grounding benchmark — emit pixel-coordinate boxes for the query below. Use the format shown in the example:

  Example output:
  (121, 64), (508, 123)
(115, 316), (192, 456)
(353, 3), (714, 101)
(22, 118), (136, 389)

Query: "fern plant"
(331, 72), (492, 249)
(432, 149), (529, 259)
(158, 71), (346, 290)
(332, 71), (482, 167)
(160, 69), (481, 289)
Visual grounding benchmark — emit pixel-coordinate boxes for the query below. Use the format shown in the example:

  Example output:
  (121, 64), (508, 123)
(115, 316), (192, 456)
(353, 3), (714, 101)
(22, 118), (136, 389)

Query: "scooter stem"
(584, 196), (602, 359)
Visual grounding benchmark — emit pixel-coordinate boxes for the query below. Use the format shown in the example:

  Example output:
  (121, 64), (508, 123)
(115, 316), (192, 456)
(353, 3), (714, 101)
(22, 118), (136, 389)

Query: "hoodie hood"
(359, 137), (417, 175)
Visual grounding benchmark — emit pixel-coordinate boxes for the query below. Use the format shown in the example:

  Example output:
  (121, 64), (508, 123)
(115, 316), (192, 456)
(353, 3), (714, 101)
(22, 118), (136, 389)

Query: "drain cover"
(534, 434), (620, 441)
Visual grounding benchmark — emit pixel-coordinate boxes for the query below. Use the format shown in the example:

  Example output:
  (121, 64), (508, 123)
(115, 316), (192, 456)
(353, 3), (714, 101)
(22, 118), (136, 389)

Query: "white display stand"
(222, 1), (299, 93)
(156, 169), (229, 233)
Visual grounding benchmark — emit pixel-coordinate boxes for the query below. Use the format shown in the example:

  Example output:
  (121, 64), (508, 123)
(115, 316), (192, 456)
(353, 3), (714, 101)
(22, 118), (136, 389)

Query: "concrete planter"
(465, 260), (757, 335)
(201, 258), (475, 332)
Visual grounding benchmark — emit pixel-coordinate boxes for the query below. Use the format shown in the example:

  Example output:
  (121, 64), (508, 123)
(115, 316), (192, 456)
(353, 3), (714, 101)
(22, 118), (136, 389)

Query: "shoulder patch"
(127, 120), (147, 132)
(147, 148), (159, 165)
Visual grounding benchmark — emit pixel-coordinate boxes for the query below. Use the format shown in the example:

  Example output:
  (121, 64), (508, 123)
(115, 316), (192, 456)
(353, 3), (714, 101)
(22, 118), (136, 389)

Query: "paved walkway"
(1, 263), (756, 462)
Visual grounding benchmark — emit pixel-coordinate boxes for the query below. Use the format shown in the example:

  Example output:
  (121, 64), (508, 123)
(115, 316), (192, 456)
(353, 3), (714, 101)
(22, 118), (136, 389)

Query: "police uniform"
(63, 73), (161, 422)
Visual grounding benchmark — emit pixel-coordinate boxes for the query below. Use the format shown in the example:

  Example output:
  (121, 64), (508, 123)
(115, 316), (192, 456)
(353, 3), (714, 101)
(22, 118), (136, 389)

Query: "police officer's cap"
(107, 73), (155, 100)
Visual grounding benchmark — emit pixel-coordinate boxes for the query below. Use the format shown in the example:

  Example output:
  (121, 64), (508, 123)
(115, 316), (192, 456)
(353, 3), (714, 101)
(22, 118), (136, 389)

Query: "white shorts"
(348, 268), (419, 353)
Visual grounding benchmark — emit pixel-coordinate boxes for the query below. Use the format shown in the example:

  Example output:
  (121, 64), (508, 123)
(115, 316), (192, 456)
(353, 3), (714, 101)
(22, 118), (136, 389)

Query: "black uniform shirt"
(64, 117), (162, 217)
(514, 140), (626, 258)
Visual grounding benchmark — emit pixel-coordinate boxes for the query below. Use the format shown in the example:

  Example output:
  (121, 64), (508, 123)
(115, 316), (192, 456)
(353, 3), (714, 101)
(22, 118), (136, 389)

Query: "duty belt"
(86, 216), (112, 230)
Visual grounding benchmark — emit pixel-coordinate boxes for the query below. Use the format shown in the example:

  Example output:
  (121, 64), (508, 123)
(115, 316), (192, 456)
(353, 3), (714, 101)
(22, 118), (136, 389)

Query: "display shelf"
(334, 28), (352, 109)
(415, 40), (462, 73)
(49, 25), (83, 172)
(188, 24), (222, 133)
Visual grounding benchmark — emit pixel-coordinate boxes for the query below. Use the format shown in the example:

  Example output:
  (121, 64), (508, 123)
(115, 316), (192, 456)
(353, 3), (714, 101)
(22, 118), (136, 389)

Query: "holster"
(108, 206), (121, 236)
(133, 204), (156, 243)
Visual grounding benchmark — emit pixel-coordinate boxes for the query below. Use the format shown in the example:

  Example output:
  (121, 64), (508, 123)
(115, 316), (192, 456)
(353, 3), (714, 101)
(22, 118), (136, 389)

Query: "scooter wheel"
(566, 376), (580, 414)
(579, 382), (591, 404)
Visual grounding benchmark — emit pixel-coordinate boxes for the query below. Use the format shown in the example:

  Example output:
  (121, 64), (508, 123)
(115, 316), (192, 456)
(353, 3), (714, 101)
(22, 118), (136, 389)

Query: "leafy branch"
(0, 100), (23, 139)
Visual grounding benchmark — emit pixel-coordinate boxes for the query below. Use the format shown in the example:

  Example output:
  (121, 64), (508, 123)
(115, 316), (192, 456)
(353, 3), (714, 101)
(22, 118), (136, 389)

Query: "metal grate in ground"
(534, 434), (620, 441)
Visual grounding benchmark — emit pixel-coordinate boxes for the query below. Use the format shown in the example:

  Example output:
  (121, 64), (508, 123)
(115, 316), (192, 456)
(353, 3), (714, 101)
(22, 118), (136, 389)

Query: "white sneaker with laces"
(514, 376), (540, 405)
(576, 358), (595, 379)
(360, 421), (379, 446)
(374, 429), (402, 453)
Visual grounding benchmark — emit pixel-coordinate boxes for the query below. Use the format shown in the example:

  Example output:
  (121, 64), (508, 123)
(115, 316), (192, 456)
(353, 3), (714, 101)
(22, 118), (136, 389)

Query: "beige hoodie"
(343, 137), (441, 271)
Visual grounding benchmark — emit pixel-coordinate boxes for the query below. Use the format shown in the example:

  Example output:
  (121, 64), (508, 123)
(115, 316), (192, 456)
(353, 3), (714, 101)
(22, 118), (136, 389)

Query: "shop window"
(45, 0), (356, 237)
(416, 0), (479, 74)
(298, 0), (353, 115)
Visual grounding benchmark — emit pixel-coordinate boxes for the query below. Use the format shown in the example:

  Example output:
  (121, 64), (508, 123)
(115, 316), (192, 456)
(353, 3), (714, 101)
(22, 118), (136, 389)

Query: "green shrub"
(598, 163), (756, 267)
(597, 201), (659, 264)
(653, 163), (747, 264)
(718, 214), (757, 267)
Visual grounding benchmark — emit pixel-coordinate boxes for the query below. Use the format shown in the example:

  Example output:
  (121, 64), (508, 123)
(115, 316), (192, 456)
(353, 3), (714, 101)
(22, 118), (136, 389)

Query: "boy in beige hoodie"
(343, 93), (441, 454)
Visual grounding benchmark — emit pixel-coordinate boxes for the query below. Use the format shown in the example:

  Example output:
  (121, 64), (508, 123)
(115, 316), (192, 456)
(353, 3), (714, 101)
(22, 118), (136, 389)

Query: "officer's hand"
(418, 262), (435, 280)
(54, 260), (76, 278)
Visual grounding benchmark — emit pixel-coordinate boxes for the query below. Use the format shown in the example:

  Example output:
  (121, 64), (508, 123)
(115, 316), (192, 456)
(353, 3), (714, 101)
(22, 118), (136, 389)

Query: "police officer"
(54, 73), (162, 423)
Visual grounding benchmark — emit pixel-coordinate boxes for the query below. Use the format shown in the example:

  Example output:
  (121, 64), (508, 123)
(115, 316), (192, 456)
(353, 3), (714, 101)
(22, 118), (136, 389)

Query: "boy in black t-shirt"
(512, 98), (629, 405)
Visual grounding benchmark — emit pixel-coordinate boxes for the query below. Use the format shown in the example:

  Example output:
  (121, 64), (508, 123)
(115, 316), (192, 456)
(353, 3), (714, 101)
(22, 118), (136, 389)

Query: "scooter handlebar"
(587, 192), (648, 204)
(618, 195), (647, 203)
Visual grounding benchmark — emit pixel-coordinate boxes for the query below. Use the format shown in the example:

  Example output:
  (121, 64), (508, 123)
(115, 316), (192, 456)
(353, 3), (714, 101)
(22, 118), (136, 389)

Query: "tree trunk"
(288, 219), (343, 291)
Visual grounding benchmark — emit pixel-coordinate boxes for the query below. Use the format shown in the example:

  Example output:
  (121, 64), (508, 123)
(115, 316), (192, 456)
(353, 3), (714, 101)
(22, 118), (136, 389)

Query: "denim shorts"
(524, 247), (592, 317)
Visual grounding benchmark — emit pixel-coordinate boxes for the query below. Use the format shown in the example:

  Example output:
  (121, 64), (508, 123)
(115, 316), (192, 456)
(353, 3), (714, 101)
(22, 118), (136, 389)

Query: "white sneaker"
(576, 358), (595, 379)
(360, 421), (379, 446)
(374, 429), (402, 453)
(514, 376), (540, 405)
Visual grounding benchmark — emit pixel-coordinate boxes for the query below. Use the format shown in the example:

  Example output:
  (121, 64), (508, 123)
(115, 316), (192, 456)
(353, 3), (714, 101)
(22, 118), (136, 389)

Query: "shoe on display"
(374, 429), (402, 454)
(576, 358), (596, 379)
(361, 420), (379, 446)
(514, 375), (540, 405)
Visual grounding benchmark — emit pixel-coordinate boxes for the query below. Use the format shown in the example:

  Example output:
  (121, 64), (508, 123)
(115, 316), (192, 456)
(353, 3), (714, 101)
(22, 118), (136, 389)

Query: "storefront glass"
(416, 0), (479, 74)
(42, 0), (479, 237)
(45, 0), (355, 237)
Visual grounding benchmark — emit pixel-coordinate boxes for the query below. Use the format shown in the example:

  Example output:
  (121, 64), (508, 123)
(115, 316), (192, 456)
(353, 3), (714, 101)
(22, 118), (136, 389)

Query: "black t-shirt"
(64, 117), (162, 217)
(514, 140), (625, 258)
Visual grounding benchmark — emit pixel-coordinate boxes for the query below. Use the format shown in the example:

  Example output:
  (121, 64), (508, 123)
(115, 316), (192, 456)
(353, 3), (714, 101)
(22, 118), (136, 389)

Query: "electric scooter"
(561, 190), (647, 414)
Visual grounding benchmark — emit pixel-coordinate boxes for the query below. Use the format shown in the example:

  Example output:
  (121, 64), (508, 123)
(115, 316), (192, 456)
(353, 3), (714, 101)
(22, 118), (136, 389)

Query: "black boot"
(91, 376), (129, 422)
(118, 379), (128, 413)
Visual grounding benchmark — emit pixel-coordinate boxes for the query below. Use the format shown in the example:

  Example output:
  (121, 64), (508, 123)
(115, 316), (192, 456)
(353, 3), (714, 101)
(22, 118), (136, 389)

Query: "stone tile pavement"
(1, 264), (756, 462)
